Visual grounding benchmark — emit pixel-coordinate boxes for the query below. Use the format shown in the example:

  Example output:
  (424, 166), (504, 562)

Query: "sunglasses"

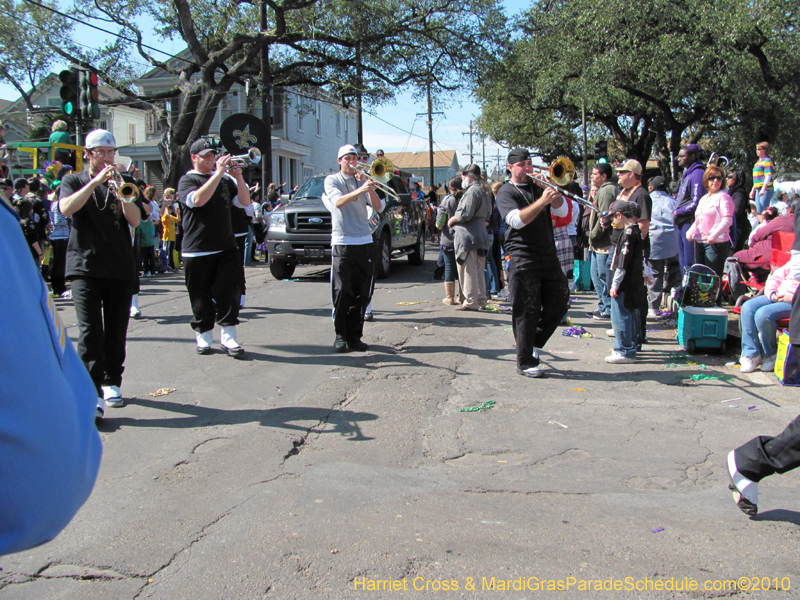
(707, 175), (723, 181)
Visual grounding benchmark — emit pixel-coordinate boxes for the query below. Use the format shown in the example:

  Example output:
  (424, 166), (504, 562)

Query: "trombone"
(527, 156), (598, 212)
(356, 157), (399, 201)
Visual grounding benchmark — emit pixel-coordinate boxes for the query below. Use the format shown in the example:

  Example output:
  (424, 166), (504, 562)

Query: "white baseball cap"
(85, 129), (117, 149)
(337, 144), (358, 159)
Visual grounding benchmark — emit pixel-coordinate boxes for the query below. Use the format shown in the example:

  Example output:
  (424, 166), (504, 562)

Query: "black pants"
(50, 238), (69, 295)
(331, 243), (375, 342)
(184, 248), (241, 333)
(71, 277), (135, 395)
(235, 234), (247, 296)
(141, 245), (156, 274)
(734, 414), (800, 482)
(508, 266), (570, 369)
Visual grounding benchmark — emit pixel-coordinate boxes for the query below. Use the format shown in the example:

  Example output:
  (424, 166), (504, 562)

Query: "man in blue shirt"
(0, 189), (102, 556)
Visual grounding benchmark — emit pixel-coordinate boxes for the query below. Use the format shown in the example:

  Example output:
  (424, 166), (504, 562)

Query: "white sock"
(196, 330), (213, 349)
(220, 326), (240, 349)
(728, 450), (758, 504)
(240, 294), (246, 308)
(131, 294), (139, 310)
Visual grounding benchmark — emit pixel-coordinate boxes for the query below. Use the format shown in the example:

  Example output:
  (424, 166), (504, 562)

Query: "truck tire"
(269, 258), (296, 280)
(408, 228), (426, 265)
(376, 231), (391, 279)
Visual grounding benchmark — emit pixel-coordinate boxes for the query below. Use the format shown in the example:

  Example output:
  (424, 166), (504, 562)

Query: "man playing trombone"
(58, 129), (147, 418)
(322, 144), (384, 352)
(177, 138), (251, 358)
(495, 147), (570, 378)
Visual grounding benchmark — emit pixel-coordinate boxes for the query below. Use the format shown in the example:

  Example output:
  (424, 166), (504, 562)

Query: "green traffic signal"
(61, 100), (76, 116)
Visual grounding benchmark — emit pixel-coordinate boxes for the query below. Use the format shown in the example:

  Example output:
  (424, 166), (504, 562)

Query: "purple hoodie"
(674, 160), (706, 226)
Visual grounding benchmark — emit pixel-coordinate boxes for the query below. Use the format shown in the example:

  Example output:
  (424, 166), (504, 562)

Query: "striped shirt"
(752, 157), (774, 190)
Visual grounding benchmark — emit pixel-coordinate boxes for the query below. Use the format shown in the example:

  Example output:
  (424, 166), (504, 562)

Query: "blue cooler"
(573, 259), (593, 291)
(677, 306), (728, 353)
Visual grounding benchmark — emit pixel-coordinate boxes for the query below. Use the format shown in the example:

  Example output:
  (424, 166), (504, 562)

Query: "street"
(1, 245), (798, 600)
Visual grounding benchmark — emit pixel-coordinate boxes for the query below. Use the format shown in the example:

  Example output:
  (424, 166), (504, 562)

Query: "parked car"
(266, 174), (427, 280)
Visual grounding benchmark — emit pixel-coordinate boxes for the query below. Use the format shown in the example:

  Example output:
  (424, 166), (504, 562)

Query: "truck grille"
(288, 211), (332, 233)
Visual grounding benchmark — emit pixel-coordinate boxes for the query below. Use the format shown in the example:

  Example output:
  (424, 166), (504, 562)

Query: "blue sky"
(3, 0), (532, 172)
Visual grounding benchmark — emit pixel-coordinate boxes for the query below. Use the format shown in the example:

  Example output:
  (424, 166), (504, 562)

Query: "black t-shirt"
(230, 204), (249, 236)
(612, 223), (646, 311)
(177, 172), (238, 253)
(495, 181), (559, 273)
(59, 171), (142, 281)
(610, 185), (651, 246)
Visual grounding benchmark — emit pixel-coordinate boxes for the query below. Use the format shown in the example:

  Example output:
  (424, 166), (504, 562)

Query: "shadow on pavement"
(99, 399), (377, 440)
(751, 509), (800, 525)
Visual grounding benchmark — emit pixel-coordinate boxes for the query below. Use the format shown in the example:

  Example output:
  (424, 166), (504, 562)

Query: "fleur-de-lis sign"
(233, 125), (257, 149)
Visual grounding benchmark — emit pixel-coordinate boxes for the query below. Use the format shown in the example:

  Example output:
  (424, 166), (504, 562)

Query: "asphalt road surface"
(1, 247), (798, 599)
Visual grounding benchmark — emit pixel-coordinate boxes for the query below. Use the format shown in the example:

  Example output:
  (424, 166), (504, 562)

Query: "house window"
(97, 120), (108, 130)
(315, 101), (321, 136)
(47, 97), (61, 108)
(272, 88), (283, 129)
(221, 90), (239, 123)
(344, 114), (349, 141)
(297, 100), (304, 132)
(128, 123), (136, 145)
(303, 166), (314, 181)
(336, 113), (341, 137)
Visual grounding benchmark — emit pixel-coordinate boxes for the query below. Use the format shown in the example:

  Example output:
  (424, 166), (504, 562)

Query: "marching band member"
(177, 138), (251, 357)
(58, 130), (146, 417)
(322, 144), (383, 352)
(495, 148), (570, 378)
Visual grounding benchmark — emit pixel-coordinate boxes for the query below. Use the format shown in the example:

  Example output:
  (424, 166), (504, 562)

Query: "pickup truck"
(266, 174), (427, 280)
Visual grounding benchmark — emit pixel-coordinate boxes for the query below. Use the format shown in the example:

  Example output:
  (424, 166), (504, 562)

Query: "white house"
(118, 49), (359, 192)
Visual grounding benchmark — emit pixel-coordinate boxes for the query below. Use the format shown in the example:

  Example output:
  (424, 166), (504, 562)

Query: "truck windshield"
(290, 177), (326, 202)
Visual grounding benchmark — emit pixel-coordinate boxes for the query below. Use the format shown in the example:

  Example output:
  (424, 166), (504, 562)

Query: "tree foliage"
(18, 0), (505, 185)
(476, 0), (800, 180)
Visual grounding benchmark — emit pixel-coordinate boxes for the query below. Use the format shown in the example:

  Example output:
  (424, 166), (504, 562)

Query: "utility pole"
(415, 72), (443, 188)
(462, 121), (474, 165)
(482, 137), (486, 176)
(356, 44), (363, 147)
(259, 0), (273, 190)
(581, 99), (588, 186)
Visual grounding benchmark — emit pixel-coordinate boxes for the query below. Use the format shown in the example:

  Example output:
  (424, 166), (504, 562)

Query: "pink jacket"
(764, 264), (800, 302)
(686, 191), (734, 243)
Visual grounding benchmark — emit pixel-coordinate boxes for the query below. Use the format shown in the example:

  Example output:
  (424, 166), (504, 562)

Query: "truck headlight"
(270, 213), (286, 227)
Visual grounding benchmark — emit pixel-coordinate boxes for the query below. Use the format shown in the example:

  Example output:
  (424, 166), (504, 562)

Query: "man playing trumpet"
(495, 148), (570, 378)
(58, 129), (147, 419)
(177, 138), (251, 357)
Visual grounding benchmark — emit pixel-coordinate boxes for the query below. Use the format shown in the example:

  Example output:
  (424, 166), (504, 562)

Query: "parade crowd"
(3, 130), (800, 554)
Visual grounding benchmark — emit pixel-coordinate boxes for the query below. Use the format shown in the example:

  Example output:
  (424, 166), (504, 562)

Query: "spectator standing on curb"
(674, 144), (706, 275)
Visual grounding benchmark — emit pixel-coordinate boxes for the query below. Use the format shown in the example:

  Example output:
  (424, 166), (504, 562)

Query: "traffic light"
(80, 70), (100, 119)
(595, 140), (608, 164)
(58, 68), (80, 116)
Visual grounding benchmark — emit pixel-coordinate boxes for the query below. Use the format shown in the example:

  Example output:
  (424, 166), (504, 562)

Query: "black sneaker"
(334, 336), (349, 353)
(364, 312), (374, 322)
(586, 310), (601, 319)
(226, 345), (245, 358)
(347, 339), (369, 352)
(592, 312), (611, 320)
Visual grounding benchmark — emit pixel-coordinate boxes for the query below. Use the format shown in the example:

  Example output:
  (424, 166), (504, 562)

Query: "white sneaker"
(647, 309), (658, 318)
(517, 365), (544, 378)
(102, 385), (124, 408)
(130, 306), (141, 319)
(61, 290), (72, 299)
(606, 329), (616, 338)
(760, 354), (777, 372)
(605, 351), (635, 364)
(739, 355), (761, 373)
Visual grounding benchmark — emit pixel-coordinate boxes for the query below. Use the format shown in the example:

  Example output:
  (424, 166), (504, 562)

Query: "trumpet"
(527, 156), (598, 212)
(356, 157), (399, 201)
(106, 169), (138, 203)
(229, 147), (262, 168)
